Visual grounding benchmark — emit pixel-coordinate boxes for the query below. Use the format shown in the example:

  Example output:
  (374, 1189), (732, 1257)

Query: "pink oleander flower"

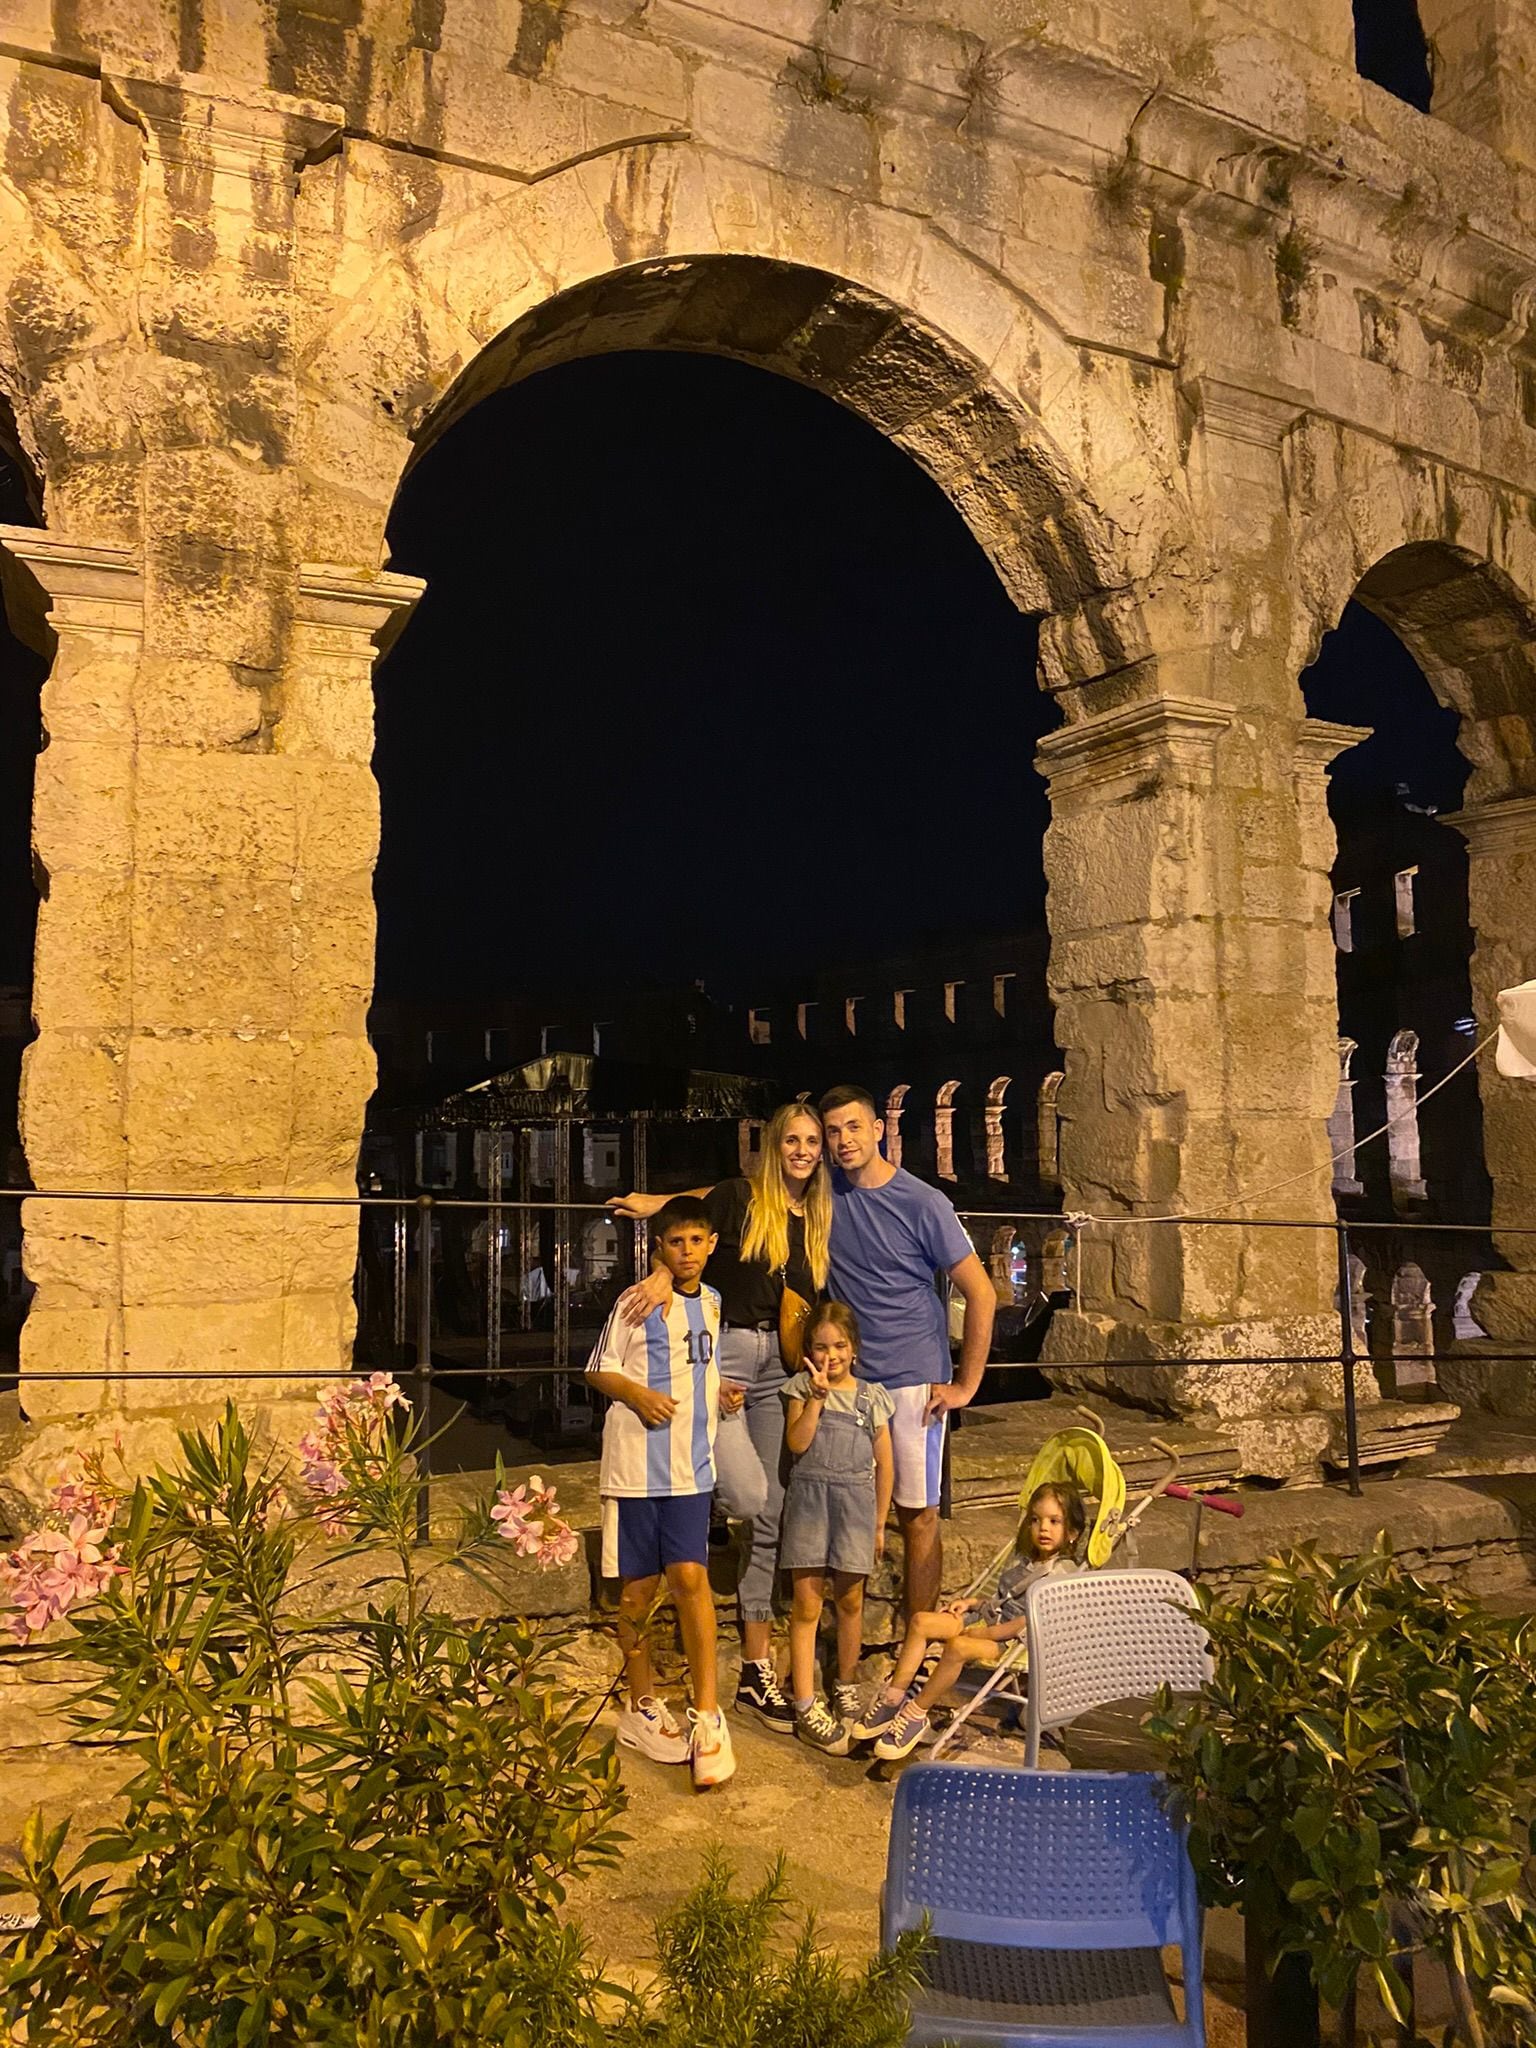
(536, 1523), (579, 1569)
(0, 1516), (124, 1646)
(299, 1373), (410, 1532)
(492, 1477), (577, 1571)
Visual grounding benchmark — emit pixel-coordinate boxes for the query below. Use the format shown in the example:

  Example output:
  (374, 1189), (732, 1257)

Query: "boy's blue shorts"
(602, 1494), (711, 1581)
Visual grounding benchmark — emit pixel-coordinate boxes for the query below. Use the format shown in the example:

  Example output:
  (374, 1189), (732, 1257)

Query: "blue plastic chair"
(882, 1764), (1204, 2046)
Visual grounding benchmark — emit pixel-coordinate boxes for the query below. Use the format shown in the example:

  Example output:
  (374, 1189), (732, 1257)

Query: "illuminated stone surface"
(0, 0), (1533, 1454)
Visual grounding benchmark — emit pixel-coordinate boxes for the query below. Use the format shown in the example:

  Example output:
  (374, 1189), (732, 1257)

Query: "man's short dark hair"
(653, 1195), (714, 1238)
(819, 1084), (879, 1119)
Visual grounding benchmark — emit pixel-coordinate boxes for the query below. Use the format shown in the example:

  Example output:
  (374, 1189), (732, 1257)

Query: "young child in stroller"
(851, 1480), (1086, 1760)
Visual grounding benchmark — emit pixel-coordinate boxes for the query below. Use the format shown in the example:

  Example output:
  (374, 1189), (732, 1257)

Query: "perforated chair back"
(884, 1765), (1193, 1951)
(883, 1765), (1206, 2045)
(1025, 1567), (1212, 1766)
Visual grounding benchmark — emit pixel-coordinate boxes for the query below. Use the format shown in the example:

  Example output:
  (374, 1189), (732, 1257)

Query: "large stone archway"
(1290, 462), (1536, 1395)
(2, 0), (1536, 1467)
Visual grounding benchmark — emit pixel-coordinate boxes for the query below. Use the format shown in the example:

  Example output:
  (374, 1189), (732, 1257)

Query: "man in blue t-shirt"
(820, 1084), (996, 1619)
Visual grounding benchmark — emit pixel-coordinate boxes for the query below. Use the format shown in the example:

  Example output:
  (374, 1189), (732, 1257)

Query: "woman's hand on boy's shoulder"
(606, 1190), (666, 1221)
(617, 1268), (673, 1327)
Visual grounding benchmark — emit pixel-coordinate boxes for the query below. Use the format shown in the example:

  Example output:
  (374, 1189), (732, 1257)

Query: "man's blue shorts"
(601, 1494), (711, 1581)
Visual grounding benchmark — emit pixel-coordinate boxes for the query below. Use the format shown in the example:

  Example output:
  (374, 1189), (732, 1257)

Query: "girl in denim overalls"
(779, 1303), (894, 1755)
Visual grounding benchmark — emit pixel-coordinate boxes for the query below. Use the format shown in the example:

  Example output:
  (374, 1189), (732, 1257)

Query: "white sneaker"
(617, 1695), (690, 1764)
(688, 1706), (736, 1789)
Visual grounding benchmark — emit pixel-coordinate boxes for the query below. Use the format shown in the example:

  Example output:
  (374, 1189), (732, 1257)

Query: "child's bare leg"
(911, 1631), (1002, 1715)
(789, 1570), (826, 1702)
(666, 1560), (718, 1716)
(617, 1574), (661, 1706)
(831, 1572), (865, 1684)
(887, 1609), (964, 1695)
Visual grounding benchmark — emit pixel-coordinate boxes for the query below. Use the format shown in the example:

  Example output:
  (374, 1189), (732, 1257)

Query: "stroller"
(926, 1407), (1240, 1761)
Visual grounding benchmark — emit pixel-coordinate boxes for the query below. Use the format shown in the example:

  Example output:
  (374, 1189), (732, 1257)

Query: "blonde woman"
(609, 1102), (830, 1733)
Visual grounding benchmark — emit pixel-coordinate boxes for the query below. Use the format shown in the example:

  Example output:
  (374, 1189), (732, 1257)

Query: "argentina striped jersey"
(585, 1284), (721, 1497)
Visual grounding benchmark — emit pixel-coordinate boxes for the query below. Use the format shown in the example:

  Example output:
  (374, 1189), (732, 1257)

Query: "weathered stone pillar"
(0, 533), (142, 1421)
(1039, 379), (1368, 1468)
(1440, 796), (1536, 1409)
(1, 76), (420, 1464)
(1421, 0), (1536, 183)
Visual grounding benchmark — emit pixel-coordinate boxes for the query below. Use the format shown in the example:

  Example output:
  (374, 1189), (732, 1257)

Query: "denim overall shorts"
(778, 1387), (881, 1577)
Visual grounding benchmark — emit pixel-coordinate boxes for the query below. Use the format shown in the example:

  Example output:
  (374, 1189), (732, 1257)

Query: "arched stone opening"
(984, 1076), (1011, 1184)
(1299, 538), (1536, 1403)
(934, 1081), (963, 1185)
(359, 251), (1361, 1390)
(400, 256), (1131, 672)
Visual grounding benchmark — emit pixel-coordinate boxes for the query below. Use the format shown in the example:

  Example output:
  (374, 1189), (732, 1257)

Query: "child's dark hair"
(810, 1299), (860, 1352)
(653, 1195), (714, 1239)
(1024, 1481), (1086, 1550)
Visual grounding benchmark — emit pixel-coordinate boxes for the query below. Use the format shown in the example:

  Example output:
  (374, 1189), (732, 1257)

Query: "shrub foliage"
(1147, 1537), (1536, 2044)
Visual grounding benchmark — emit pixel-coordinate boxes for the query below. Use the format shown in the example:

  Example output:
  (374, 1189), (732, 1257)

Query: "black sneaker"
(830, 1679), (861, 1724)
(734, 1658), (796, 1732)
(795, 1696), (854, 1757)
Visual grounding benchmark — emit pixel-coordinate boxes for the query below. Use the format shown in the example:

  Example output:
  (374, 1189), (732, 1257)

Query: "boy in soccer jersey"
(586, 1195), (735, 1788)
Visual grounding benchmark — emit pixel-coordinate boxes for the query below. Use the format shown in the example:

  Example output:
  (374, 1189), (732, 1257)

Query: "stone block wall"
(0, 0), (1531, 1451)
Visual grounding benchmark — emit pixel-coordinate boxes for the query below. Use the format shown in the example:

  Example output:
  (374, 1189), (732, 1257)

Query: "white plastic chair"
(1022, 1567), (1212, 1767)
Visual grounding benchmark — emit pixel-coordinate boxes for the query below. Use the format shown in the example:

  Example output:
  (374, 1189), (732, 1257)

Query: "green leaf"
(1369, 1956), (1411, 2023)
(153, 1974), (193, 2026)
(1292, 1712), (1344, 1763)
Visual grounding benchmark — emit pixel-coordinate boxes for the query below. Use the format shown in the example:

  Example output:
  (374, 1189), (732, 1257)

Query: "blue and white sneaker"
(873, 1703), (932, 1761)
(851, 1692), (909, 1743)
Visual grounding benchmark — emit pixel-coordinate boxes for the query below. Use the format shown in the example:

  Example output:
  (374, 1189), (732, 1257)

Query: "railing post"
(1336, 1221), (1363, 1498)
(415, 1193), (434, 1541)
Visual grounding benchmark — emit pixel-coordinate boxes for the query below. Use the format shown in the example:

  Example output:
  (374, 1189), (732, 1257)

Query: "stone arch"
(984, 1075), (1011, 1183)
(1290, 433), (1536, 808)
(934, 1079), (962, 1184)
(1292, 463), (1536, 1344)
(883, 1084), (910, 1171)
(297, 140), (1187, 692)
(1036, 1071), (1064, 1192)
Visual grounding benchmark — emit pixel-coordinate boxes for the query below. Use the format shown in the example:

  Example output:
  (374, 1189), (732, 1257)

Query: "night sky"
(375, 350), (1051, 1001)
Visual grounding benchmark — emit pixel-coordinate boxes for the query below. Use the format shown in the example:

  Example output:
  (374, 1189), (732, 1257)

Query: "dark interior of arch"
(375, 347), (1050, 1004)
(0, 414), (44, 1372)
(1300, 601), (1489, 1272)
(1352, 0), (1434, 111)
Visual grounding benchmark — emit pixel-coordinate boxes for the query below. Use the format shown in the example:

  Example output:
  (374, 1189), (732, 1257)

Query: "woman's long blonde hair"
(739, 1101), (831, 1292)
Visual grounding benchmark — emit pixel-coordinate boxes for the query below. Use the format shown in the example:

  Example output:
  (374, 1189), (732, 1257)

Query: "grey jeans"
(712, 1325), (791, 1626)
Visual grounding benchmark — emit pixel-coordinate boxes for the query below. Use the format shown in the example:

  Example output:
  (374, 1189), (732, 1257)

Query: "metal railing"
(0, 1187), (1531, 1507)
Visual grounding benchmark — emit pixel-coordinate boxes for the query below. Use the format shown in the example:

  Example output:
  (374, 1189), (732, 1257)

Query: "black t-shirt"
(702, 1177), (814, 1328)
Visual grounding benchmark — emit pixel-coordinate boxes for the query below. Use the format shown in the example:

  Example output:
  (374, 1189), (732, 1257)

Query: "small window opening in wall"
(993, 972), (1015, 1018)
(749, 1007), (771, 1046)
(893, 988), (911, 1030)
(844, 995), (862, 1035)
(1352, 0), (1433, 113)
(796, 1000), (815, 1040)
(1333, 887), (1361, 953)
(1394, 865), (1418, 938)
(944, 980), (962, 1023)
